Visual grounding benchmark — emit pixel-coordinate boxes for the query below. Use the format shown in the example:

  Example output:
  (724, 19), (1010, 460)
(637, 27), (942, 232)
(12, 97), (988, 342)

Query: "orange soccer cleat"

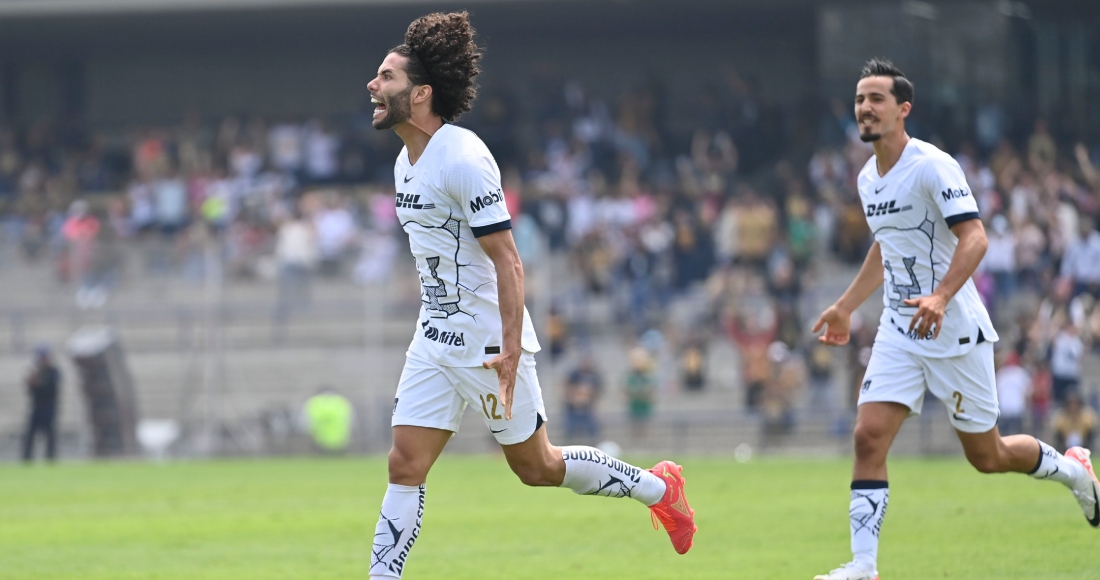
(648, 460), (697, 554)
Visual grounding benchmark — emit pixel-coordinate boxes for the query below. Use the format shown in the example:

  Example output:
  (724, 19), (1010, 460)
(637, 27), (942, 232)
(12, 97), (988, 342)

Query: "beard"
(858, 117), (881, 142)
(372, 85), (414, 130)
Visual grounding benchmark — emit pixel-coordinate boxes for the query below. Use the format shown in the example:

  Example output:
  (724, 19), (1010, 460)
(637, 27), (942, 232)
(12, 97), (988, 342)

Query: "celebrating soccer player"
(810, 59), (1099, 580)
(365, 12), (696, 579)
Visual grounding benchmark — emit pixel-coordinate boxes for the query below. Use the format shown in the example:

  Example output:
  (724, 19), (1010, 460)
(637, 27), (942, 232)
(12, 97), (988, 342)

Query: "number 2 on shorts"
(952, 390), (966, 415)
(480, 394), (503, 420)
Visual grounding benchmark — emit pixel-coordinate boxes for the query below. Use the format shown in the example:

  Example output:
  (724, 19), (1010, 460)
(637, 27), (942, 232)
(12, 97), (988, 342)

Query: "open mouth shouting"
(372, 95), (387, 119)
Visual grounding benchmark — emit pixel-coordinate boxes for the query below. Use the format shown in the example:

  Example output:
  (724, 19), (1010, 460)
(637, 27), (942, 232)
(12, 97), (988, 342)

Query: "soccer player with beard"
(365, 12), (696, 579)
(810, 58), (1100, 580)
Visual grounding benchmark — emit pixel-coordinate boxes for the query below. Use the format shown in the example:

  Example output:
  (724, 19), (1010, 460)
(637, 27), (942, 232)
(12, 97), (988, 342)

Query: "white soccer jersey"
(394, 124), (540, 367)
(857, 138), (998, 358)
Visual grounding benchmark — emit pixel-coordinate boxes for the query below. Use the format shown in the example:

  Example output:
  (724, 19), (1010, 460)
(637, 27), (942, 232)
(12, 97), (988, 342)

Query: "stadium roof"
(0, 0), (1089, 20)
(0, 0), (791, 17)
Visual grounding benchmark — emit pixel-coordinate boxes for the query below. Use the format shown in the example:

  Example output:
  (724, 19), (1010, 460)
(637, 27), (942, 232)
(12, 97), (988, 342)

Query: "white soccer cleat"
(813, 562), (879, 580)
(1065, 447), (1100, 528)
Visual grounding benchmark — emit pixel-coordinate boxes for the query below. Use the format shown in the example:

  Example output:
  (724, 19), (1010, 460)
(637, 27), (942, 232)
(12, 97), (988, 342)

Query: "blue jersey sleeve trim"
(945, 212), (980, 227)
(472, 219), (512, 238)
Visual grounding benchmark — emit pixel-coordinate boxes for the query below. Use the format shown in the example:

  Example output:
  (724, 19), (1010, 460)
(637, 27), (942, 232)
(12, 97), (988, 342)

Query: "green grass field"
(0, 455), (1094, 579)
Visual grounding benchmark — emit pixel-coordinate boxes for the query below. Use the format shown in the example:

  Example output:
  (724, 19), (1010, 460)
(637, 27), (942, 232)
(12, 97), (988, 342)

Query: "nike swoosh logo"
(404, 175), (414, 183)
(1089, 486), (1100, 527)
(490, 428), (507, 433)
(874, 184), (887, 194)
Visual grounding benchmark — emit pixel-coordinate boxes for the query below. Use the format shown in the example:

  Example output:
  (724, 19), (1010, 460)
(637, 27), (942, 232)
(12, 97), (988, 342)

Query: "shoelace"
(650, 504), (677, 531)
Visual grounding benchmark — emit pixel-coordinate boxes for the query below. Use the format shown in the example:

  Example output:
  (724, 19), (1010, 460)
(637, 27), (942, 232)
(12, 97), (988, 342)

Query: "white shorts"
(859, 340), (998, 433)
(392, 351), (547, 446)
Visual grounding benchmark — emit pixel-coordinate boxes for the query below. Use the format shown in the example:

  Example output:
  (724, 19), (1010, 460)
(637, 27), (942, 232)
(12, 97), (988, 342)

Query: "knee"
(853, 422), (890, 459)
(387, 447), (431, 485)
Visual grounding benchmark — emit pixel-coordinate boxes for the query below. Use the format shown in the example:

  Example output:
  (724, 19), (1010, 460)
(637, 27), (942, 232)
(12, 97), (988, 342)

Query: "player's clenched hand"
(812, 304), (851, 346)
(903, 294), (947, 339)
(483, 351), (521, 420)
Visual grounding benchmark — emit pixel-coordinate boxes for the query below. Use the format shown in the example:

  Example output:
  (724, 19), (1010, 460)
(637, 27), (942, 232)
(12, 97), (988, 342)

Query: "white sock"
(560, 446), (667, 506)
(849, 481), (888, 572)
(1029, 440), (1083, 488)
(369, 484), (425, 579)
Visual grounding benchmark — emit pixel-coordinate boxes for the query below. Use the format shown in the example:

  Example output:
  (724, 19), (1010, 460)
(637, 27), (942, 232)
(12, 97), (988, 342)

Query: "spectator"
(679, 335), (707, 392)
(833, 195), (872, 264)
(563, 356), (603, 443)
(60, 199), (100, 293)
(806, 342), (836, 417)
(1051, 390), (1097, 452)
(153, 167), (188, 235)
(274, 207), (318, 317)
(624, 347), (656, 438)
(546, 307), (568, 360)
(1014, 215), (1046, 292)
(980, 214), (1016, 303)
(785, 193), (817, 267)
(313, 192), (359, 277)
(127, 177), (156, 233)
(268, 118), (305, 175)
(726, 293), (777, 411)
(304, 120), (340, 184)
(1030, 359), (1054, 435)
(734, 186), (776, 271)
(1027, 118), (1057, 173)
(1049, 321), (1085, 405)
(995, 352), (1031, 436)
(303, 386), (354, 453)
(713, 196), (740, 266)
(1060, 216), (1100, 298)
(22, 345), (61, 463)
(762, 341), (804, 439)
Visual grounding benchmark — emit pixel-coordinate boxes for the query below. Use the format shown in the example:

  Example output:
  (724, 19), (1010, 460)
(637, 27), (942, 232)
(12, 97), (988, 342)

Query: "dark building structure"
(0, 0), (1093, 169)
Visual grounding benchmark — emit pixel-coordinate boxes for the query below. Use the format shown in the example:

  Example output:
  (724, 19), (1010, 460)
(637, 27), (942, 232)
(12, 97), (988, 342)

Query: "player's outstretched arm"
(813, 241), (884, 346)
(477, 228), (524, 420)
(904, 218), (987, 338)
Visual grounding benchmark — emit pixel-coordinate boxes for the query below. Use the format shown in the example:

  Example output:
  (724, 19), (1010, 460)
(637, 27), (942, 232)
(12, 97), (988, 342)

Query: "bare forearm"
(494, 255), (525, 354)
(836, 242), (884, 313)
(933, 226), (987, 302)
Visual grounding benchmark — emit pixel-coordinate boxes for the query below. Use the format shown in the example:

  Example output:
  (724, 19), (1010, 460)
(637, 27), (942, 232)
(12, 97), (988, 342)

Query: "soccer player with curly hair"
(365, 13), (697, 578)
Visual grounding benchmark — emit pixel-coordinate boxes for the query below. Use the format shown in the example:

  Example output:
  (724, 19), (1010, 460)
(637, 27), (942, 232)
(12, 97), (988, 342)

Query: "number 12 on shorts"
(480, 394), (503, 420)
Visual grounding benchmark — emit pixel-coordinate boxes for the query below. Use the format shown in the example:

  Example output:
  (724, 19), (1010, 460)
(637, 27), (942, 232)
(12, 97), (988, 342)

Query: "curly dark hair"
(390, 11), (483, 122)
(860, 58), (914, 105)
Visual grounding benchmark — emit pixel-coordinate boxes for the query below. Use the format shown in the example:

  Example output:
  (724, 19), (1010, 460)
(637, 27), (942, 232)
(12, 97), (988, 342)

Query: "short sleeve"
(443, 155), (512, 237)
(924, 156), (979, 227)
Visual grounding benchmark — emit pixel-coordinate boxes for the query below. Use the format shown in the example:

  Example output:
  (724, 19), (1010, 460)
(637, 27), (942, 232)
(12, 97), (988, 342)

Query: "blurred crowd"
(1, 75), (1098, 451)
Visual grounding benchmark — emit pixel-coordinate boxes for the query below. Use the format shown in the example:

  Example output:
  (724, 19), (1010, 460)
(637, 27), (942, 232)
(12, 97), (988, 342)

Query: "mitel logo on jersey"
(866, 200), (914, 217)
(469, 188), (503, 214)
(423, 324), (465, 347)
(940, 188), (970, 201)
(395, 193), (435, 210)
